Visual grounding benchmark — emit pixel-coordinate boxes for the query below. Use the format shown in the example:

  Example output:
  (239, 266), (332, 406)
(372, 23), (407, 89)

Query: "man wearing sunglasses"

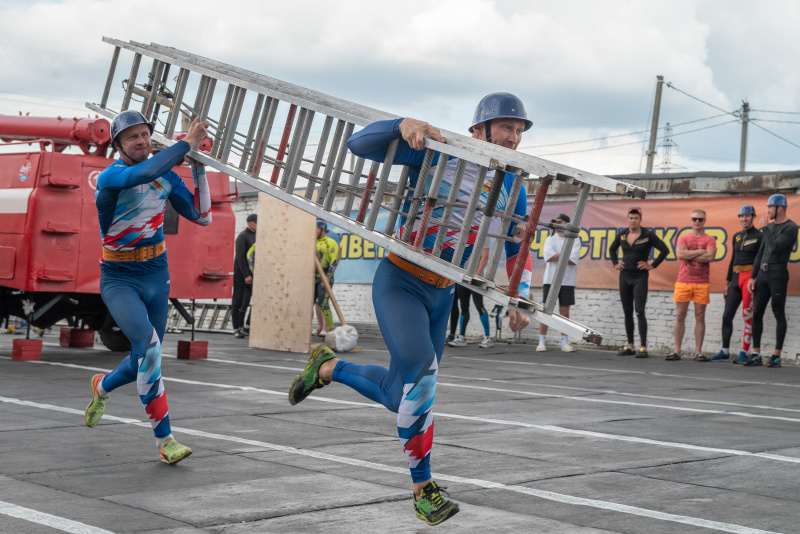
(744, 194), (797, 368)
(712, 205), (762, 363)
(609, 207), (669, 358)
(666, 209), (717, 361)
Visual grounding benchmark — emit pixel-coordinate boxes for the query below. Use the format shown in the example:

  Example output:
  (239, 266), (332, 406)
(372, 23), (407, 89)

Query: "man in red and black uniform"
(712, 205), (762, 363)
(744, 194), (797, 368)
(609, 207), (669, 358)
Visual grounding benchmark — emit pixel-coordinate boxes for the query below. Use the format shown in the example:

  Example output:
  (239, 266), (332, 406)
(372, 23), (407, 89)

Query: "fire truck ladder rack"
(88, 38), (648, 344)
(166, 300), (234, 333)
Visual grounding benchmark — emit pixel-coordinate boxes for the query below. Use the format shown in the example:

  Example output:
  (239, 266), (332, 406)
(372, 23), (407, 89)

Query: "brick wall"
(329, 282), (799, 361)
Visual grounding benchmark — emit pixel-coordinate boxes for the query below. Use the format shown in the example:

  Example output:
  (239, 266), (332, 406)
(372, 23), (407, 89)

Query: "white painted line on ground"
(436, 381), (800, 424)
(158, 356), (800, 424)
(4, 358), (800, 465)
(0, 396), (782, 534)
(0, 500), (115, 534)
(453, 355), (800, 389)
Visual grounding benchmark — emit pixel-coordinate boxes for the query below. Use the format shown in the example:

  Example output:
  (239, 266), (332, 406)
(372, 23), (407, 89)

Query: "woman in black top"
(609, 207), (670, 357)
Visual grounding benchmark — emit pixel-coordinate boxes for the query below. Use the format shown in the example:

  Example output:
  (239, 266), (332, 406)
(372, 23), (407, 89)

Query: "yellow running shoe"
(414, 481), (460, 525)
(85, 374), (108, 428)
(160, 438), (193, 465)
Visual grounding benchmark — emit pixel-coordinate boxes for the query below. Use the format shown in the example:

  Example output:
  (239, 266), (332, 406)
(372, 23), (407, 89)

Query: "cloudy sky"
(1, 0), (799, 175)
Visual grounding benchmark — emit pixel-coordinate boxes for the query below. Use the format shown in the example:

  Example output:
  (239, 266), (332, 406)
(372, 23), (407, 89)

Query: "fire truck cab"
(0, 115), (235, 351)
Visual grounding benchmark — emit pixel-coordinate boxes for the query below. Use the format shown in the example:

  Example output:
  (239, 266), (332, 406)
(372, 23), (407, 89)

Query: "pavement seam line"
(0, 395), (782, 534)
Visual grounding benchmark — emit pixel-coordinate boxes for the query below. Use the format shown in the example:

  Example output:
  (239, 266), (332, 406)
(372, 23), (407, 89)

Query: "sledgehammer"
(314, 255), (346, 326)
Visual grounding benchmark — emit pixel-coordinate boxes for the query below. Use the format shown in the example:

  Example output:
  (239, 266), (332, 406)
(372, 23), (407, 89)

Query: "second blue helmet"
(469, 92), (532, 133)
(767, 194), (787, 207)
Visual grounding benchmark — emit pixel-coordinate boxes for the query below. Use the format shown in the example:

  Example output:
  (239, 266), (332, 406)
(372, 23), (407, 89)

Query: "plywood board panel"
(249, 192), (315, 352)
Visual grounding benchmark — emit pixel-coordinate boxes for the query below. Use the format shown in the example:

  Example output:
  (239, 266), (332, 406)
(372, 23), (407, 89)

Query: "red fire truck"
(0, 115), (235, 351)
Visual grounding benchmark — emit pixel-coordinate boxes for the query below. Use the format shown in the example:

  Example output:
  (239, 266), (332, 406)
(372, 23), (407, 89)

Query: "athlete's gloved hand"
(507, 309), (529, 332)
(399, 118), (444, 151)
(184, 117), (211, 151)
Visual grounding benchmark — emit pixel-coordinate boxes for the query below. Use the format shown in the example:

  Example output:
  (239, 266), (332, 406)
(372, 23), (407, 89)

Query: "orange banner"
(528, 195), (800, 294)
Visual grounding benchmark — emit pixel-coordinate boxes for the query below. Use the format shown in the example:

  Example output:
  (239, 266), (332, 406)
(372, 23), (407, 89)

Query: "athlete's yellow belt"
(103, 242), (166, 262)
(387, 252), (455, 288)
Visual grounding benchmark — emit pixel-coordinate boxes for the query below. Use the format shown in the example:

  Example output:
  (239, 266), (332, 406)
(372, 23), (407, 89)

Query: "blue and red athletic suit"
(338, 118), (532, 483)
(95, 140), (211, 440)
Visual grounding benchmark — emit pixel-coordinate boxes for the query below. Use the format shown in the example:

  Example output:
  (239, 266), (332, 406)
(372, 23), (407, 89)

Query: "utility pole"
(739, 100), (749, 172)
(645, 75), (664, 174)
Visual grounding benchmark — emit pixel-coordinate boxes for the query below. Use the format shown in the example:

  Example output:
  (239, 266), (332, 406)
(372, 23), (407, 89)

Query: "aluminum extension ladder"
(87, 38), (647, 344)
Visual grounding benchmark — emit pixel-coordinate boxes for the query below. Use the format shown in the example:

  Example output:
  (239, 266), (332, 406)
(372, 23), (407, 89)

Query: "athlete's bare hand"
(184, 117), (211, 151)
(399, 118), (444, 151)
(637, 261), (654, 271)
(748, 277), (755, 294)
(508, 309), (530, 332)
(614, 262), (624, 271)
(245, 276), (253, 285)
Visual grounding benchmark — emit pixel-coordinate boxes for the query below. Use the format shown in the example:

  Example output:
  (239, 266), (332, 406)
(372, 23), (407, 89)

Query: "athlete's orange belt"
(387, 252), (455, 288)
(733, 264), (753, 273)
(102, 242), (167, 262)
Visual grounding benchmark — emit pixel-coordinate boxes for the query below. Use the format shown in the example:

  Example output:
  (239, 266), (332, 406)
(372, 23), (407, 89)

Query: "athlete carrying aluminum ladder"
(87, 38), (647, 526)
(87, 38), (646, 344)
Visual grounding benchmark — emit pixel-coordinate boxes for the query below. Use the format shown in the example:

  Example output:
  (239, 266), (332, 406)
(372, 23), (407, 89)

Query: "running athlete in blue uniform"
(84, 110), (211, 465)
(289, 93), (533, 525)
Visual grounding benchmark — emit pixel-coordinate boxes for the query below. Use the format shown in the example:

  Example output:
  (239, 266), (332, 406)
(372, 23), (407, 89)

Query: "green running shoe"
(85, 374), (108, 428)
(414, 481), (460, 526)
(289, 345), (337, 405)
(160, 438), (193, 465)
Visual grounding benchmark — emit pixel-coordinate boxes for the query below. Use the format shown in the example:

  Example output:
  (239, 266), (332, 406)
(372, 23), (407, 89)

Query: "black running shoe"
(766, 355), (781, 368)
(635, 347), (649, 358)
(617, 346), (635, 356)
(743, 353), (763, 366)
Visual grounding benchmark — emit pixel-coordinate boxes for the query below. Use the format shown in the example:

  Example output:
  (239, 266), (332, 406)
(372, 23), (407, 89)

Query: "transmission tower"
(656, 122), (680, 173)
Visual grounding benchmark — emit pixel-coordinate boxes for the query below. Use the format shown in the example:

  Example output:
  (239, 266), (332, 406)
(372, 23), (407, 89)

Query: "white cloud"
(0, 0), (798, 173)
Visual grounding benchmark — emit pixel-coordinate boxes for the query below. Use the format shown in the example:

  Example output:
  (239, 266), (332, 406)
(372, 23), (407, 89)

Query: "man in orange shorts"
(666, 209), (717, 361)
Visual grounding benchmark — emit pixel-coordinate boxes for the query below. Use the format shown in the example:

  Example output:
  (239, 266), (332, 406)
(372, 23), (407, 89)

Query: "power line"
(750, 118), (800, 125)
(534, 119), (737, 157)
(751, 109), (800, 116)
(519, 113), (730, 150)
(749, 121), (800, 151)
(665, 82), (740, 118)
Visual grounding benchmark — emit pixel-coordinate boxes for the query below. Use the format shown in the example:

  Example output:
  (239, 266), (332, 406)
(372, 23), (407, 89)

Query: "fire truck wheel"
(98, 314), (131, 352)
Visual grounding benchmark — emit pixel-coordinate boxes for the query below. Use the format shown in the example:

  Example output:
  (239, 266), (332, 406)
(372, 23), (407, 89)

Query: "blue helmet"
(738, 205), (755, 216)
(469, 92), (533, 133)
(767, 194), (787, 207)
(111, 110), (153, 146)
(316, 220), (328, 231)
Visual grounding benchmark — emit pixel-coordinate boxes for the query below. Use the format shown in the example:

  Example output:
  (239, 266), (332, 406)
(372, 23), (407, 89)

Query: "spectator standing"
(666, 209), (717, 361)
(538, 214), (581, 353)
(232, 214), (256, 338)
